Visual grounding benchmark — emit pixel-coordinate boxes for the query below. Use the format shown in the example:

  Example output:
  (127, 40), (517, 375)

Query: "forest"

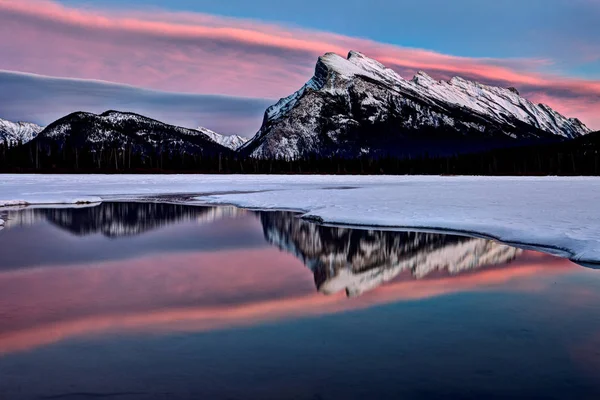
(1, 131), (599, 175)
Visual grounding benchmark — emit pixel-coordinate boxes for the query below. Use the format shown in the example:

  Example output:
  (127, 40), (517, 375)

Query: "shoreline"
(2, 174), (599, 265)
(2, 196), (598, 269)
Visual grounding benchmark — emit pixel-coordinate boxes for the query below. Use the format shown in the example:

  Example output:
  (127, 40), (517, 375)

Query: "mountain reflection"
(260, 212), (522, 296)
(5, 202), (524, 296)
(0, 202), (577, 355)
(5, 202), (244, 237)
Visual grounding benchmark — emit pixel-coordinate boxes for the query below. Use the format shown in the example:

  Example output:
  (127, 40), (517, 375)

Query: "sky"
(0, 0), (599, 135)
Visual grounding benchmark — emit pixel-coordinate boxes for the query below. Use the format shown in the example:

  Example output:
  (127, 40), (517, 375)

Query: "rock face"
(260, 212), (522, 297)
(241, 51), (590, 159)
(196, 127), (249, 150)
(0, 117), (44, 145)
(34, 110), (232, 156)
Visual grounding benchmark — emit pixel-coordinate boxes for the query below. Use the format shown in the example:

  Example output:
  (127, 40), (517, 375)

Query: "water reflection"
(260, 212), (522, 297)
(4, 202), (244, 237)
(0, 202), (574, 355)
(4, 202), (522, 295)
(1, 203), (596, 399)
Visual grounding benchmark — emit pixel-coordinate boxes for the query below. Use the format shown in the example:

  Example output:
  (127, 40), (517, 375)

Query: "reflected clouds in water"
(0, 203), (579, 354)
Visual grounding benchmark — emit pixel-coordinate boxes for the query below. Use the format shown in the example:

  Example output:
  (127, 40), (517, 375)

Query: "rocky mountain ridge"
(4, 51), (592, 161)
(240, 51), (590, 159)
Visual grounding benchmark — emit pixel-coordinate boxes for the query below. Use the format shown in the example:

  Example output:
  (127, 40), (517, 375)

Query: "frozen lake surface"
(2, 174), (600, 263)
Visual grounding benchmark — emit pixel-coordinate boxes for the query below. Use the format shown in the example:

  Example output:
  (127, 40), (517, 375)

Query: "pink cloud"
(0, 0), (599, 128)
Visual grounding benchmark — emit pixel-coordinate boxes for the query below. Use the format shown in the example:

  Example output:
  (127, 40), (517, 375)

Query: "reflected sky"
(1, 203), (599, 399)
(0, 204), (266, 269)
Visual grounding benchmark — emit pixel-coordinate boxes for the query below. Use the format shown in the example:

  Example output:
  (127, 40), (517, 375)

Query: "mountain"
(33, 110), (233, 156)
(0, 117), (44, 145)
(240, 51), (590, 159)
(195, 127), (249, 150)
(260, 212), (522, 297)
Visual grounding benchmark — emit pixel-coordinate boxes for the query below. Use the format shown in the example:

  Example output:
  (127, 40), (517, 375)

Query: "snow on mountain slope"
(0, 117), (44, 145)
(195, 127), (248, 150)
(36, 110), (232, 156)
(23, 109), (240, 155)
(241, 51), (590, 159)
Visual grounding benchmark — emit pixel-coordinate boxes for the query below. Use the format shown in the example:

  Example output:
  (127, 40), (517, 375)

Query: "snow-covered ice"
(1, 174), (600, 263)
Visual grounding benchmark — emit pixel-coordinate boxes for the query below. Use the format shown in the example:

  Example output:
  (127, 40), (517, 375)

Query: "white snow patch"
(0, 196), (102, 208)
(197, 128), (248, 150)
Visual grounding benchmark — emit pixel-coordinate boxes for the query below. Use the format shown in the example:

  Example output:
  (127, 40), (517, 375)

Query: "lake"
(1, 202), (600, 399)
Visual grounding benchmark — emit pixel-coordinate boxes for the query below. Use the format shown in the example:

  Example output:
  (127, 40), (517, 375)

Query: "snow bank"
(0, 197), (102, 208)
(1, 174), (600, 263)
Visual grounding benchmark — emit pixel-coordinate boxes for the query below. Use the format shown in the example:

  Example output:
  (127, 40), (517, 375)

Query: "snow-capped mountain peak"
(241, 50), (590, 159)
(411, 71), (437, 85)
(0, 117), (44, 145)
(319, 51), (589, 139)
(194, 127), (248, 150)
(314, 51), (404, 89)
(346, 50), (404, 83)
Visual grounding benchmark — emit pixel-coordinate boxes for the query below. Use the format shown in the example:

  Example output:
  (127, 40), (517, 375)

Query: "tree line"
(1, 133), (600, 175)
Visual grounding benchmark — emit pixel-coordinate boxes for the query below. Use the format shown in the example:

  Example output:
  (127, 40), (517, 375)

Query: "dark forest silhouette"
(1, 130), (599, 175)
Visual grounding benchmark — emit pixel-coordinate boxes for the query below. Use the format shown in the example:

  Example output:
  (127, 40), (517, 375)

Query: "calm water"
(1, 203), (600, 399)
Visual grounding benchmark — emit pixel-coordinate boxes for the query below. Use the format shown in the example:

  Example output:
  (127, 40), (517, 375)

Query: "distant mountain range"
(196, 128), (248, 150)
(1, 112), (247, 153)
(0, 50), (593, 163)
(29, 110), (247, 157)
(0, 117), (44, 145)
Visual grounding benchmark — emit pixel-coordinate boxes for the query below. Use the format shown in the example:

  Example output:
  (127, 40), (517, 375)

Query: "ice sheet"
(1, 174), (599, 263)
